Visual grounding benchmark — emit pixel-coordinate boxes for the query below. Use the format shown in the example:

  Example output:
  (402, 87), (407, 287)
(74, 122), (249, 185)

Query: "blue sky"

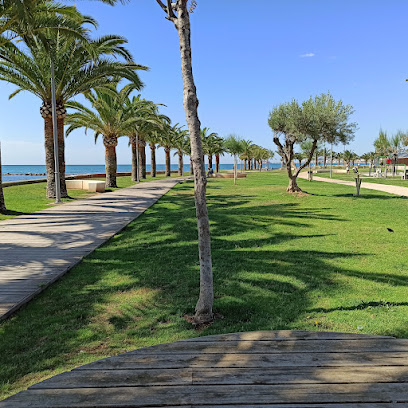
(1, 0), (408, 164)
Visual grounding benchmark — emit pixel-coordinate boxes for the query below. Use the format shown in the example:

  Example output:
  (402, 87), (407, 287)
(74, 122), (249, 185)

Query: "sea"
(2, 163), (282, 182)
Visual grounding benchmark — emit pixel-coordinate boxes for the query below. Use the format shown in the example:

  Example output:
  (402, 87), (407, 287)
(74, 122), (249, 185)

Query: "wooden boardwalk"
(2, 330), (408, 407)
(0, 178), (185, 320)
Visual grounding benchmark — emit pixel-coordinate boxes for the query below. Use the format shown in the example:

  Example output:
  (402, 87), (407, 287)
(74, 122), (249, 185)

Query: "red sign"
(386, 158), (391, 164)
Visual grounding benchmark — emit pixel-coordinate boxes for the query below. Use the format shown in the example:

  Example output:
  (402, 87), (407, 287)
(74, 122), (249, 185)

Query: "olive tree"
(269, 93), (356, 193)
(155, 0), (213, 324)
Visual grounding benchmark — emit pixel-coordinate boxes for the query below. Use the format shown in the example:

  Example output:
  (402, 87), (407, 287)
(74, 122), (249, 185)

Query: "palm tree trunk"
(190, 157), (194, 175)
(44, 115), (68, 199)
(173, 1), (213, 324)
(165, 147), (171, 177)
(150, 143), (156, 177)
(130, 136), (137, 181)
(103, 136), (118, 188)
(208, 155), (213, 169)
(138, 139), (146, 179)
(178, 151), (184, 176)
(0, 143), (6, 214)
(215, 154), (220, 173)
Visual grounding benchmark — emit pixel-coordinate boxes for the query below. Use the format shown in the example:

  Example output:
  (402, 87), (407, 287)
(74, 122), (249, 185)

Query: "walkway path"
(299, 173), (408, 197)
(2, 330), (408, 407)
(0, 177), (187, 320)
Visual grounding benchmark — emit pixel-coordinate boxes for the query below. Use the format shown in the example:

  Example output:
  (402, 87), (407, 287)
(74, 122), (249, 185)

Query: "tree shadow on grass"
(0, 182), (406, 398)
(310, 192), (406, 200)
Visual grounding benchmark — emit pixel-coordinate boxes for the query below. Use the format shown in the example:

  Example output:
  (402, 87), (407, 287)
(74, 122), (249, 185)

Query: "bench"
(66, 179), (105, 193)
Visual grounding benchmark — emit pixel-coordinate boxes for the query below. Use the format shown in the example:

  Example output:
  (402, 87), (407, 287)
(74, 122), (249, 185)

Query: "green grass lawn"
(0, 174), (179, 221)
(310, 169), (408, 187)
(1, 171), (407, 399)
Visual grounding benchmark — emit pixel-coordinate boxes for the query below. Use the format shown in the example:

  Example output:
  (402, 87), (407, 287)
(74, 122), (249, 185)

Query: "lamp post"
(49, 42), (61, 203)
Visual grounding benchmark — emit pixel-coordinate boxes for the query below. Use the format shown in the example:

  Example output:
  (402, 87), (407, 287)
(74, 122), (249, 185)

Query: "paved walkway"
(0, 178), (187, 320)
(2, 330), (408, 407)
(299, 173), (408, 197)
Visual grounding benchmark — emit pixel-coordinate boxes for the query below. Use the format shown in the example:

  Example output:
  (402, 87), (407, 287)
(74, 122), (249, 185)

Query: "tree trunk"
(208, 155), (213, 169)
(0, 143), (6, 214)
(234, 155), (237, 185)
(287, 174), (302, 192)
(165, 147), (171, 177)
(130, 136), (137, 182)
(150, 143), (156, 177)
(44, 114), (68, 199)
(190, 157), (194, 175)
(138, 139), (146, 179)
(103, 136), (118, 188)
(173, 2), (213, 324)
(178, 151), (183, 176)
(215, 154), (220, 173)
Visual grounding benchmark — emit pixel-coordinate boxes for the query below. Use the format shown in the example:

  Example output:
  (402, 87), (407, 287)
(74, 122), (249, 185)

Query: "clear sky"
(1, 0), (408, 165)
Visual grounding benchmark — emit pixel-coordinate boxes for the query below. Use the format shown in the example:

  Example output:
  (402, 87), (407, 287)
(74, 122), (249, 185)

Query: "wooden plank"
(30, 368), (193, 389)
(30, 366), (408, 389)
(79, 351), (408, 370)
(191, 366), (408, 385)
(180, 331), (393, 342)
(2, 383), (408, 407)
(126, 339), (408, 355)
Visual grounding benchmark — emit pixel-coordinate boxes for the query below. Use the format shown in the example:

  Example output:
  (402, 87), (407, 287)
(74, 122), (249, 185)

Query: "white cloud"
(300, 53), (315, 58)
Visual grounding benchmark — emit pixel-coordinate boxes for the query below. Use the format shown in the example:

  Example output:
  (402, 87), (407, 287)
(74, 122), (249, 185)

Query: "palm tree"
(293, 152), (303, 168)
(66, 86), (139, 188)
(368, 151), (376, 175)
(343, 150), (353, 168)
(240, 139), (253, 170)
(224, 134), (244, 185)
(0, 32), (145, 197)
(335, 151), (343, 166)
(200, 128), (218, 169)
(125, 95), (168, 181)
(0, 0), (92, 47)
(213, 137), (225, 173)
(173, 131), (190, 176)
(374, 129), (391, 157)
(389, 132), (402, 175)
(158, 123), (184, 177)
(147, 130), (160, 178)
(0, 0), (94, 209)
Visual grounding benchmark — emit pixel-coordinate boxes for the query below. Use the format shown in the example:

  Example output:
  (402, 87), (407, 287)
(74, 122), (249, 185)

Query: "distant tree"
(293, 152), (303, 168)
(147, 130), (162, 177)
(240, 139), (253, 170)
(213, 138), (225, 173)
(66, 86), (139, 188)
(224, 134), (244, 185)
(335, 151), (343, 166)
(158, 123), (183, 177)
(173, 128), (190, 176)
(155, 0), (213, 324)
(374, 129), (391, 156)
(390, 132), (402, 174)
(343, 150), (353, 166)
(269, 93), (356, 192)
